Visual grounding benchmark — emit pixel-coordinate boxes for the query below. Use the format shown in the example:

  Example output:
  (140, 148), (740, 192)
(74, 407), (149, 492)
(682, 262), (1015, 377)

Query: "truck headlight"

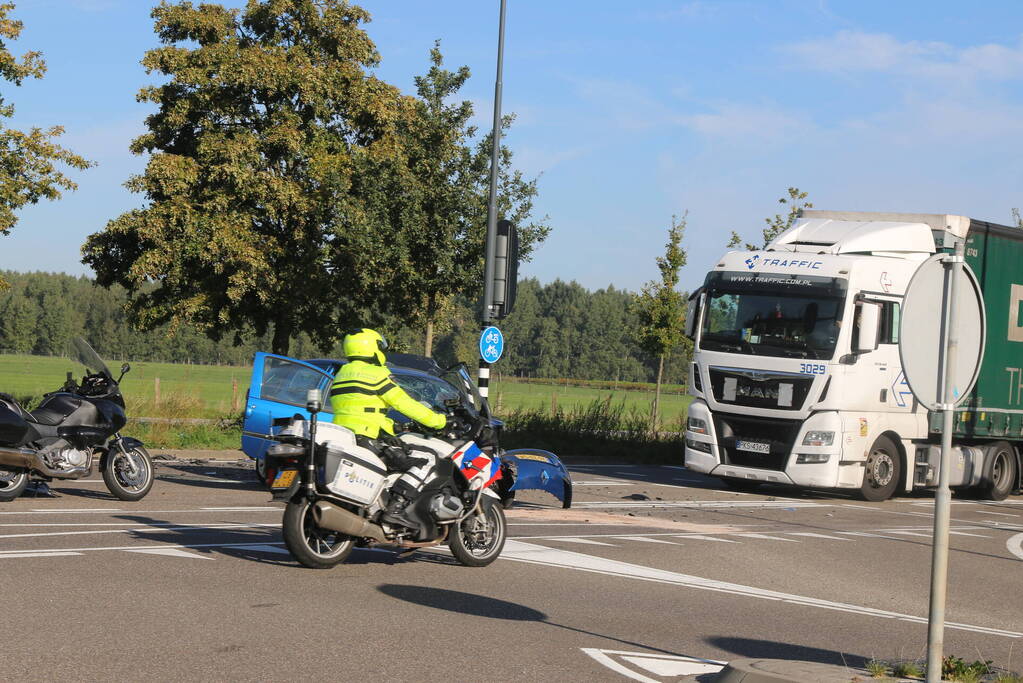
(687, 417), (708, 435)
(797, 453), (830, 464)
(686, 438), (712, 453)
(801, 430), (835, 447)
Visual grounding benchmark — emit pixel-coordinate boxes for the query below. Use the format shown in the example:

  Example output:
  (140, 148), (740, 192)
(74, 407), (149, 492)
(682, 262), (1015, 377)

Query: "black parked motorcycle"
(0, 338), (154, 502)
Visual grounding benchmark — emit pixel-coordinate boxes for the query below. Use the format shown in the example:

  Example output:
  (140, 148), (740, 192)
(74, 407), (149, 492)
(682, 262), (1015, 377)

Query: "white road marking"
(30, 508), (122, 512)
(572, 500), (825, 509)
(0, 540), (287, 557)
(498, 540), (1022, 638)
(124, 548), (214, 560)
(738, 533), (799, 542)
(949, 531), (991, 538)
(838, 531), (901, 540)
(550, 538), (616, 546)
(231, 544), (292, 555)
(615, 536), (681, 545)
(981, 511), (1019, 518)
(571, 481), (632, 487)
(0, 523), (276, 540)
(677, 535), (739, 543)
(789, 532), (852, 541)
(0, 506), (279, 516)
(581, 648), (725, 682)
(0, 551), (83, 559)
(509, 523), (625, 527)
(1008, 533), (1023, 561)
(885, 531), (933, 538)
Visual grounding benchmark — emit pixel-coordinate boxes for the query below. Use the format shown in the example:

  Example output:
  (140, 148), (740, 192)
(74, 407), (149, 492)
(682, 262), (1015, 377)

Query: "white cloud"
(677, 103), (811, 145)
(783, 30), (1023, 83)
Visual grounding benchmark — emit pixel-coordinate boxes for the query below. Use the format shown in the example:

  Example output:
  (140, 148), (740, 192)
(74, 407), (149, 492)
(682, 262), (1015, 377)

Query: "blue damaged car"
(241, 351), (571, 508)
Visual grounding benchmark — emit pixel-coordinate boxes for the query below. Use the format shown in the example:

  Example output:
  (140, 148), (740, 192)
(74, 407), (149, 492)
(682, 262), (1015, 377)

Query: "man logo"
(1010, 284), (1023, 343)
(745, 254), (760, 270)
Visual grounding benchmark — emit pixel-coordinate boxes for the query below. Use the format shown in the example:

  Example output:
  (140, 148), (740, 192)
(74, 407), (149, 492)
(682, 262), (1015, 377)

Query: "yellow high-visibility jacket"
(329, 359), (446, 438)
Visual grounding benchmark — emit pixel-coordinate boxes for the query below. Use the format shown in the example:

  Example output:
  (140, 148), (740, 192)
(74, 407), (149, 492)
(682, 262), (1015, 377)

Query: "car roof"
(303, 358), (442, 380)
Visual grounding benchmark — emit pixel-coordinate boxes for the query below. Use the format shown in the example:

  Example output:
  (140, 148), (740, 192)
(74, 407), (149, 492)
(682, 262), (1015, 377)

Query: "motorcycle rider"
(329, 328), (447, 526)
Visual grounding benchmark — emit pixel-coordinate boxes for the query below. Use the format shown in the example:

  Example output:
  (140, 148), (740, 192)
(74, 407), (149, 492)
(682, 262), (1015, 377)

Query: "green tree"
(398, 44), (549, 355)
(634, 214), (689, 429)
(82, 0), (414, 355)
(0, 2), (91, 289)
(728, 187), (812, 250)
(0, 289), (36, 352)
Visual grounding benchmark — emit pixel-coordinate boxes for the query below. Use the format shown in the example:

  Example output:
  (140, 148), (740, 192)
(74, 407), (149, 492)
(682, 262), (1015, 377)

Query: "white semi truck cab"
(684, 210), (1022, 501)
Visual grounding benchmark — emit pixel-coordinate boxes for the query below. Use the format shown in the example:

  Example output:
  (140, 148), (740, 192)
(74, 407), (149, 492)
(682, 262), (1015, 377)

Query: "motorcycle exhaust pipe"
(0, 445), (90, 479)
(313, 501), (389, 543)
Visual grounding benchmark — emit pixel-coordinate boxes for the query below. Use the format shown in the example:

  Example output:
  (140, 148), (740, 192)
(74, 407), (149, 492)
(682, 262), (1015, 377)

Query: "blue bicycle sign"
(479, 326), (504, 363)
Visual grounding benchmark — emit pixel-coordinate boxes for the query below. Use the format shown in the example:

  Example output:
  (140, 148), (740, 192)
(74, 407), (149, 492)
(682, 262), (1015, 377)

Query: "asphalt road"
(2, 458), (1021, 682)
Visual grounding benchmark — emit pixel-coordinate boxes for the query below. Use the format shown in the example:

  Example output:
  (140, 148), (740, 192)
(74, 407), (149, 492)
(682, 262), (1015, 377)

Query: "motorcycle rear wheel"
(103, 445), (154, 501)
(282, 498), (355, 569)
(0, 467), (28, 502)
(449, 498), (506, 567)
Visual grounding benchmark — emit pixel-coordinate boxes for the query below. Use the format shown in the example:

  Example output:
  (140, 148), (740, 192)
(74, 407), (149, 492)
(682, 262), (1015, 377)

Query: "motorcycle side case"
(500, 449), (573, 508)
(0, 398), (30, 445)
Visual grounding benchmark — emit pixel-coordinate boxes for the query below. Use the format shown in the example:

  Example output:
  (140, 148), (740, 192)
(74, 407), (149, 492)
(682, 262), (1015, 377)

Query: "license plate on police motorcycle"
(735, 440), (770, 454)
(271, 469), (297, 488)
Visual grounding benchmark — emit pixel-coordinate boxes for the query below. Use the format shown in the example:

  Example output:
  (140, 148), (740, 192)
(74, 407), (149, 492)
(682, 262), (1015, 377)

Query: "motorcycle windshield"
(442, 364), (490, 419)
(71, 338), (112, 378)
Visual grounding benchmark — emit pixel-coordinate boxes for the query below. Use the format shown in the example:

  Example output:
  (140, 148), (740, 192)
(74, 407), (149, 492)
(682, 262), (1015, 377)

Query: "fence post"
(551, 392), (558, 414)
(154, 377), (161, 407)
(231, 377), (239, 413)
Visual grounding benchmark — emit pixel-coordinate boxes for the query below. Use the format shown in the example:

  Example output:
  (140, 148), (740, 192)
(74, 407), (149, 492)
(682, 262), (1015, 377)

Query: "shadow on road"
(377, 584), (688, 657)
(705, 636), (870, 668)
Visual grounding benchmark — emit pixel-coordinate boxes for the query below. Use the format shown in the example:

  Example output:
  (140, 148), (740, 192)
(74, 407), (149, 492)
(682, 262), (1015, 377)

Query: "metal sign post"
(899, 240), (985, 683)
(479, 0), (507, 397)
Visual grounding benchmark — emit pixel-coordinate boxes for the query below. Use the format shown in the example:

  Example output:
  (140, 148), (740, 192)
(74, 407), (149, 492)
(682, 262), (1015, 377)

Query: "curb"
(714, 659), (911, 683)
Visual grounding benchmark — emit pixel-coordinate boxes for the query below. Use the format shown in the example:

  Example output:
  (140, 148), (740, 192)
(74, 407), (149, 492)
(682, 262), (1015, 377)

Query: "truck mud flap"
(500, 449), (572, 508)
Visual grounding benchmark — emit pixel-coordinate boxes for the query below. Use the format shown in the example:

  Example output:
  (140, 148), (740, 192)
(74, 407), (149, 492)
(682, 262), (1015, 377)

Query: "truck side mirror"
(685, 289), (704, 340)
(854, 302), (881, 353)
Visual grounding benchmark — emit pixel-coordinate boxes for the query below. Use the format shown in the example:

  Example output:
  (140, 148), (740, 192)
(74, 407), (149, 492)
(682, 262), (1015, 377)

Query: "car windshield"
(700, 271), (847, 360)
(71, 338), (112, 377)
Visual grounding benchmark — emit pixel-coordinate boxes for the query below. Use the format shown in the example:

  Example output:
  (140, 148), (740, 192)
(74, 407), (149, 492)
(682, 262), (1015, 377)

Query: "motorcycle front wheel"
(0, 467), (29, 502)
(449, 497), (507, 568)
(282, 498), (355, 569)
(103, 444), (154, 501)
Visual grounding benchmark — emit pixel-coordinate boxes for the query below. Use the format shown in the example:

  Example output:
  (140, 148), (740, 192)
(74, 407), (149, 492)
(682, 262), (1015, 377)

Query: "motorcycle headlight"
(687, 417), (708, 435)
(686, 438), (712, 453)
(801, 430), (835, 447)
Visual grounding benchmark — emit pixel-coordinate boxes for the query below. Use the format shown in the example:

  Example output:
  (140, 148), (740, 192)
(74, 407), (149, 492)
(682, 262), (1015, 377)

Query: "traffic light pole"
(479, 0), (507, 400)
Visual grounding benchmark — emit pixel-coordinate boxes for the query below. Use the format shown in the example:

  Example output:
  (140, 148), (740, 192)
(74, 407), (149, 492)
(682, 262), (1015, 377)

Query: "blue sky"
(3, 0), (1023, 293)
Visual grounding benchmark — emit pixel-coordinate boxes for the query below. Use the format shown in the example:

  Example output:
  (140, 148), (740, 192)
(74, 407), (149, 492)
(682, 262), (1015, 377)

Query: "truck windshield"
(700, 271), (847, 360)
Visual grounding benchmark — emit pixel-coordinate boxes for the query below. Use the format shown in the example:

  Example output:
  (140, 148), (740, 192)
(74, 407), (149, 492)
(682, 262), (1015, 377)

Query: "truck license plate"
(735, 440), (770, 454)
(271, 469), (297, 488)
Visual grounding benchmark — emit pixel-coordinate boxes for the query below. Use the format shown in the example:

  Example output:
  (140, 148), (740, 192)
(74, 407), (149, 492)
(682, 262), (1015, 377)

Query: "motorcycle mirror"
(305, 389), (322, 414)
(117, 363), (131, 383)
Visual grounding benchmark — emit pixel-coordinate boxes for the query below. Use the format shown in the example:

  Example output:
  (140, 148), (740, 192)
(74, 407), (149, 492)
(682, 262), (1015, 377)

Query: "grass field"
(0, 353), (693, 422)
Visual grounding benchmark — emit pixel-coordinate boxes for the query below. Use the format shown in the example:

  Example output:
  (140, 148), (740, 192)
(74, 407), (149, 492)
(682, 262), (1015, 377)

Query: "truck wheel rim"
(868, 451), (894, 487)
(991, 450), (1010, 489)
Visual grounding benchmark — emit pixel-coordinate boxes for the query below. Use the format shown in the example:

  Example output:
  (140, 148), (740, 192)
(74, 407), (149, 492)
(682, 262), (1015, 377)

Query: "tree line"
(0, 270), (692, 386)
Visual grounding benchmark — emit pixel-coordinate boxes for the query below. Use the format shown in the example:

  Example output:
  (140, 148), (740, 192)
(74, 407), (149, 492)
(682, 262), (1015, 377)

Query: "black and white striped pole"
(479, 0), (508, 400)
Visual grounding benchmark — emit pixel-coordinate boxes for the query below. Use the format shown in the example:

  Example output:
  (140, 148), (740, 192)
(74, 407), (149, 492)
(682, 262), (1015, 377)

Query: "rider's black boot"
(381, 492), (414, 526)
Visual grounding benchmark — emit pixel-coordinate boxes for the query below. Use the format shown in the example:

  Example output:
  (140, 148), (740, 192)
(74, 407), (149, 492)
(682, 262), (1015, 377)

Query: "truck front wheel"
(859, 435), (901, 502)
(979, 442), (1017, 501)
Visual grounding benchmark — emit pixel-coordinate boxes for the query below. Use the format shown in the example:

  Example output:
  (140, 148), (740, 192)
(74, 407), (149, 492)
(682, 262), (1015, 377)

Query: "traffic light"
(491, 219), (519, 319)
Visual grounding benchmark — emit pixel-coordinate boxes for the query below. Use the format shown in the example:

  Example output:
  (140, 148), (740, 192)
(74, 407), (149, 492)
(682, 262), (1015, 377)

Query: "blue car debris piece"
(241, 351), (572, 508)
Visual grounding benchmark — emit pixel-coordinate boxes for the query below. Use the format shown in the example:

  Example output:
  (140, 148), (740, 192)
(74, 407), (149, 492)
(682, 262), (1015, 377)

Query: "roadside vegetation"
(0, 353), (692, 453)
(864, 655), (1021, 682)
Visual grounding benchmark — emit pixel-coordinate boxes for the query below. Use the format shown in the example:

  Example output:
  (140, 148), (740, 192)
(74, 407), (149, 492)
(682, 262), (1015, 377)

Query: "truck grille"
(713, 413), (802, 471)
(709, 367), (813, 411)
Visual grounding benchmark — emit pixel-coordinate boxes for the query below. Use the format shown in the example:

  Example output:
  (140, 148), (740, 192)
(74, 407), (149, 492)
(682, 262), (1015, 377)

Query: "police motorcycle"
(0, 338), (154, 502)
(268, 389), (507, 569)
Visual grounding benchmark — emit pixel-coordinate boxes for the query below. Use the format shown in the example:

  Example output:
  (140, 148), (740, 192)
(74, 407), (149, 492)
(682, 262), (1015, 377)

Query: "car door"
(242, 353), (335, 461)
